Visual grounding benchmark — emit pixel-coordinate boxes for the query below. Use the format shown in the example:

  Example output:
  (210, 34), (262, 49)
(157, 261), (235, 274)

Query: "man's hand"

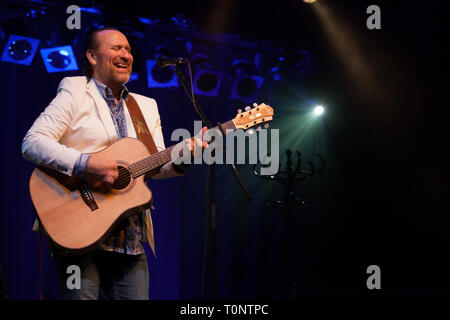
(188, 137), (209, 155)
(179, 126), (209, 159)
(171, 126), (209, 175)
(86, 156), (118, 185)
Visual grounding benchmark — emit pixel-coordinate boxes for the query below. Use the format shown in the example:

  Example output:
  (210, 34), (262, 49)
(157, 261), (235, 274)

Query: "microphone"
(157, 57), (188, 68)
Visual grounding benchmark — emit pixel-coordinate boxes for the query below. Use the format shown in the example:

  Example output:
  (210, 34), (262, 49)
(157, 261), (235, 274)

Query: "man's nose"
(119, 49), (132, 61)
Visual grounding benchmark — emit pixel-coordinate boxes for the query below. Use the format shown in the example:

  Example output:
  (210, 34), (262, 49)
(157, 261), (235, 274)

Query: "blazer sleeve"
(22, 78), (82, 176)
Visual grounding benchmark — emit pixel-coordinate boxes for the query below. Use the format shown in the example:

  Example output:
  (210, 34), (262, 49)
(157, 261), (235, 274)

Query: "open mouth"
(114, 63), (128, 70)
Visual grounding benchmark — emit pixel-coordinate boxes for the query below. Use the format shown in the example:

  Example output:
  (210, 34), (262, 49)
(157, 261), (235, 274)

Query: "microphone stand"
(174, 63), (252, 299)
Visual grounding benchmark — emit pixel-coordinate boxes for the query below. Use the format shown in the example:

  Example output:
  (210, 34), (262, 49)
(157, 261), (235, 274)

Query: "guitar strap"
(125, 94), (158, 256)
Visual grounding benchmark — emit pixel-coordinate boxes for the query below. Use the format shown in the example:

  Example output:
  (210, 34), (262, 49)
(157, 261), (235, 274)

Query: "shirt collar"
(92, 77), (129, 101)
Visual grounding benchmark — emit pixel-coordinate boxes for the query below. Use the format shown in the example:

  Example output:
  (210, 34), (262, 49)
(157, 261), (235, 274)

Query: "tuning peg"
(253, 103), (258, 107)
(256, 126), (262, 131)
(264, 123), (270, 129)
(245, 106), (251, 111)
(237, 109), (242, 113)
(247, 129), (254, 135)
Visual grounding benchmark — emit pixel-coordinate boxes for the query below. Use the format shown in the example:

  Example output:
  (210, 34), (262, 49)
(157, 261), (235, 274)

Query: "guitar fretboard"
(128, 120), (236, 177)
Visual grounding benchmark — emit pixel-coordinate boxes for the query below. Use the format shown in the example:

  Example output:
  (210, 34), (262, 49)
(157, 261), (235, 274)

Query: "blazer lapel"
(86, 78), (117, 144)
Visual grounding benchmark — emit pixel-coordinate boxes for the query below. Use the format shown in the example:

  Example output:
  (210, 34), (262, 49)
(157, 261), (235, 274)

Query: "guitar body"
(28, 103), (274, 254)
(29, 138), (153, 254)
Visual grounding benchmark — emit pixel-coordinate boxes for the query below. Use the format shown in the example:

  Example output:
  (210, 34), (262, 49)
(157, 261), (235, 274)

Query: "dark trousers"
(54, 250), (149, 300)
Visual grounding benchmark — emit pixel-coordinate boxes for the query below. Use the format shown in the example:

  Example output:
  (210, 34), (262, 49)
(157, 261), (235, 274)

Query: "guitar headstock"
(232, 103), (274, 130)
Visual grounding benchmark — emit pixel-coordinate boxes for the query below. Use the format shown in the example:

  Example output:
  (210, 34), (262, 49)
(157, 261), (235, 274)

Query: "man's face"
(87, 30), (133, 87)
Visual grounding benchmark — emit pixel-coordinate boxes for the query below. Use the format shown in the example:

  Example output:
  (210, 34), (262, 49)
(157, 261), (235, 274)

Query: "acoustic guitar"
(29, 103), (274, 254)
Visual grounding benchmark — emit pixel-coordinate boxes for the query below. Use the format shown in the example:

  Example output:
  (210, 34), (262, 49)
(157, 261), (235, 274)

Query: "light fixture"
(229, 59), (264, 102)
(147, 46), (178, 88)
(270, 56), (286, 81)
(193, 68), (224, 97)
(291, 49), (312, 75)
(40, 45), (78, 73)
(147, 59), (179, 88)
(1, 34), (40, 66)
(230, 75), (264, 101)
(190, 54), (223, 97)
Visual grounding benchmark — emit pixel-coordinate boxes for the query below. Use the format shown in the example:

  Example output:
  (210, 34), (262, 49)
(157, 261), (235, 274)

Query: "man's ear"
(86, 49), (96, 67)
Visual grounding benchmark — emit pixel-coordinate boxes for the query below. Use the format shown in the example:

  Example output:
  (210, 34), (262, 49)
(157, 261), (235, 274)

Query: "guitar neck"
(129, 120), (236, 178)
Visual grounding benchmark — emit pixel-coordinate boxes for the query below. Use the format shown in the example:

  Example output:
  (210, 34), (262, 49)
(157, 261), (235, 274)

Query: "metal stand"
(253, 149), (324, 299)
(174, 63), (252, 299)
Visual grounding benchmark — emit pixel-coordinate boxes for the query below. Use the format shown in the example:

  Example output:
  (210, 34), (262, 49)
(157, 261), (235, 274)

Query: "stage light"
(190, 55), (224, 97)
(269, 56), (286, 81)
(0, 35), (40, 66)
(79, 7), (101, 14)
(291, 49), (312, 75)
(147, 59), (179, 88)
(230, 75), (264, 102)
(229, 59), (264, 102)
(193, 68), (224, 97)
(40, 45), (78, 73)
(314, 105), (324, 116)
(147, 46), (178, 88)
(139, 17), (153, 25)
(189, 53), (223, 96)
(170, 13), (189, 29)
(270, 67), (281, 81)
(303, 0), (317, 3)
(269, 49), (311, 83)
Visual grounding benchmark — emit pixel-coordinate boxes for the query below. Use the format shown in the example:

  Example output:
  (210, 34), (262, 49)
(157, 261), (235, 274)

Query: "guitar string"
(113, 146), (176, 185)
(113, 120), (237, 184)
(112, 120), (238, 185)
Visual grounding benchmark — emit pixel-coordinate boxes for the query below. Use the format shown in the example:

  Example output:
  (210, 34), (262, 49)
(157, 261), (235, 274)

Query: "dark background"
(0, 0), (449, 300)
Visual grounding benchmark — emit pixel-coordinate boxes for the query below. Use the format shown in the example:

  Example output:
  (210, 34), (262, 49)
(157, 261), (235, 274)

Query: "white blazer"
(22, 76), (180, 178)
(22, 76), (181, 254)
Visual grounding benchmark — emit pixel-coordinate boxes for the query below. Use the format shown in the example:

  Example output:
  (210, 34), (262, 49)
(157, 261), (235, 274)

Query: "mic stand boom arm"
(173, 64), (251, 200)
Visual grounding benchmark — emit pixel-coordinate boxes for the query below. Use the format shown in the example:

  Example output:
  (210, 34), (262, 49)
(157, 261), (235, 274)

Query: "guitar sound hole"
(112, 166), (131, 190)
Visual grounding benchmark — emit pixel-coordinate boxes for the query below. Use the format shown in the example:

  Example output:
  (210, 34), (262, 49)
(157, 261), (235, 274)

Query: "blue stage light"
(139, 17), (153, 25)
(193, 68), (224, 97)
(0, 35), (40, 66)
(229, 58), (264, 102)
(40, 45), (78, 73)
(230, 75), (264, 102)
(79, 7), (101, 14)
(270, 66), (282, 81)
(147, 59), (178, 88)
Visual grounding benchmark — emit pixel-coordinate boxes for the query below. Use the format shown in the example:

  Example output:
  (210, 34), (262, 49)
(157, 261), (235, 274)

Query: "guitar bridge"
(79, 183), (99, 211)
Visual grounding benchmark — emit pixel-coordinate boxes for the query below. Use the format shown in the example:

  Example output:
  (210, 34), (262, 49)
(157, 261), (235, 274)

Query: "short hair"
(83, 27), (120, 79)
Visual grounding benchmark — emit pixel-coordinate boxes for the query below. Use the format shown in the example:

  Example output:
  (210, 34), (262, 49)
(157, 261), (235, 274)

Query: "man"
(22, 27), (206, 300)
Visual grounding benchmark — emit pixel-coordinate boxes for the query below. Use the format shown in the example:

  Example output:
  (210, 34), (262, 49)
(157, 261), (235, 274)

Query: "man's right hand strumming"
(86, 156), (119, 186)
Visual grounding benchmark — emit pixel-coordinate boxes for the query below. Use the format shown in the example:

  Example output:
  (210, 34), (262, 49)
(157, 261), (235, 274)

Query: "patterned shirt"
(73, 78), (145, 255)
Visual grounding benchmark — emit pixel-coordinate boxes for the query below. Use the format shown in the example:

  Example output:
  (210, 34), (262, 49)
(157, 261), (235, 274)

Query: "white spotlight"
(314, 105), (324, 116)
